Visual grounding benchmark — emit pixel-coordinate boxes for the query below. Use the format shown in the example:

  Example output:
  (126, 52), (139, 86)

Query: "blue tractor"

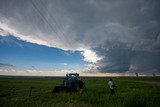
(52, 73), (81, 93)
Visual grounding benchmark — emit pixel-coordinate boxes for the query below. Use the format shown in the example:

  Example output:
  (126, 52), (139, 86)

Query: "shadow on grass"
(125, 99), (146, 107)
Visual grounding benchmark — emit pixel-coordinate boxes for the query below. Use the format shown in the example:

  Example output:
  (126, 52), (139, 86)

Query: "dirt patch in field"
(136, 81), (160, 86)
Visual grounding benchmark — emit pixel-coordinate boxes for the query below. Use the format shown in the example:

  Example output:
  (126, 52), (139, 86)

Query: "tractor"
(52, 73), (82, 93)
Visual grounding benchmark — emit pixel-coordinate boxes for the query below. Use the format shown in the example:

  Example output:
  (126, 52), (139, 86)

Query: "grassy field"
(0, 76), (160, 107)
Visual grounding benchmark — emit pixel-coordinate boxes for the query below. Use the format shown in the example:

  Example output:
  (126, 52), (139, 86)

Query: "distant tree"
(152, 73), (156, 77)
(135, 73), (138, 77)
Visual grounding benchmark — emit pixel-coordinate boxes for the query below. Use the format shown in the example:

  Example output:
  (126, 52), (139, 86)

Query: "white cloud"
(0, 22), (51, 47)
(81, 49), (102, 63)
(0, 28), (9, 36)
(62, 63), (68, 66)
(0, 0), (160, 73)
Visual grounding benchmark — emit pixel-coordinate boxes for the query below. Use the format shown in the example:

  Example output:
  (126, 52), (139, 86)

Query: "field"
(0, 76), (160, 107)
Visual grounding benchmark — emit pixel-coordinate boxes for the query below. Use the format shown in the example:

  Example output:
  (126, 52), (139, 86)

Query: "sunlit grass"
(0, 77), (160, 107)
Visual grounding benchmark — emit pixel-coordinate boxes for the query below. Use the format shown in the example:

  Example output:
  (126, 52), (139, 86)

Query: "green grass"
(0, 76), (160, 107)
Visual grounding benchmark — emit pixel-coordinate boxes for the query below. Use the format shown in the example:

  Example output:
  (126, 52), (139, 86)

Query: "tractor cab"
(52, 73), (81, 93)
(68, 73), (79, 77)
(65, 73), (80, 87)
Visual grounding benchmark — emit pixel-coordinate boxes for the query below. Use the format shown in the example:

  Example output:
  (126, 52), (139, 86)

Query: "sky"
(0, 0), (160, 76)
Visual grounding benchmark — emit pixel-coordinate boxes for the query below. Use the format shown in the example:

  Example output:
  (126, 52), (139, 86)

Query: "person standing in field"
(108, 78), (116, 96)
(62, 73), (69, 86)
(78, 79), (85, 93)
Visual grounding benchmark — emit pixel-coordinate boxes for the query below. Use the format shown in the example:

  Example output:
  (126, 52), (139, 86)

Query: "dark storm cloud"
(90, 0), (160, 73)
(0, 63), (13, 67)
(93, 40), (134, 73)
(93, 39), (160, 73)
(0, 0), (160, 73)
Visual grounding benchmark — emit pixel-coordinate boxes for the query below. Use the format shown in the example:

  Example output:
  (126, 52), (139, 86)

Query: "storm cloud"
(0, 0), (160, 73)
(0, 63), (13, 67)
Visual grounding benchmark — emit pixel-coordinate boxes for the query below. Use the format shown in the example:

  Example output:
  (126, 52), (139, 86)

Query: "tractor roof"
(68, 73), (79, 77)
